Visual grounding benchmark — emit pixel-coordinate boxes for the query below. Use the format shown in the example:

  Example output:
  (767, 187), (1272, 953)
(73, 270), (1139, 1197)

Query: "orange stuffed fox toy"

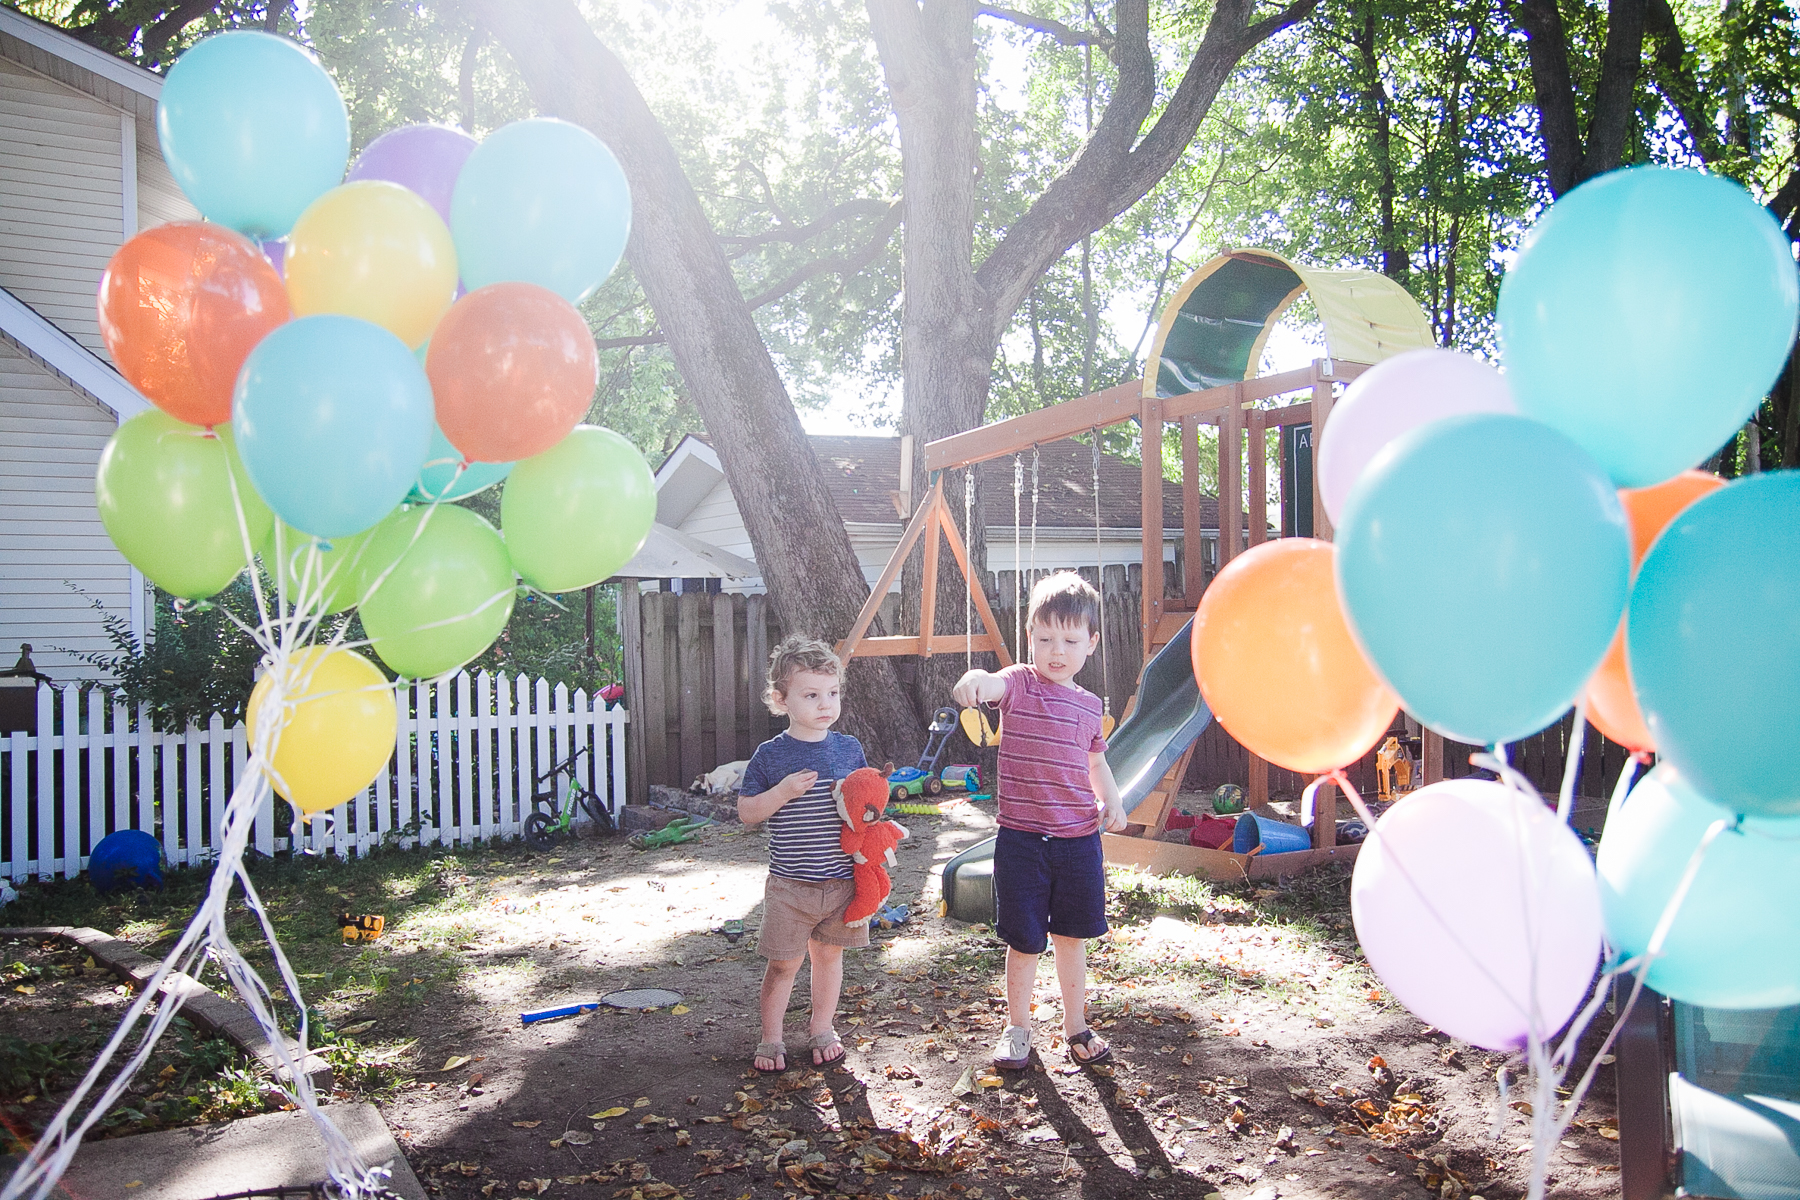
(835, 764), (909, 926)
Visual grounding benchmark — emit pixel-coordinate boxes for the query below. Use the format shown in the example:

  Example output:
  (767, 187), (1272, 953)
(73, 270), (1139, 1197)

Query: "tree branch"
(1644, 0), (1721, 162)
(721, 197), (897, 248)
(142, 0), (229, 67)
(593, 332), (666, 349)
(974, 0), (1315, 338)
(741, 202), (903, 309)
(1511, 0), (1586, 197)
(976, 5), (1114, 55)
(1582, 0), (1649, 181)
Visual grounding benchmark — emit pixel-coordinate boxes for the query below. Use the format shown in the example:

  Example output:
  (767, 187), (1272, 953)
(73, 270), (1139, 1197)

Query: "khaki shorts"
(758, 875), (871, 960)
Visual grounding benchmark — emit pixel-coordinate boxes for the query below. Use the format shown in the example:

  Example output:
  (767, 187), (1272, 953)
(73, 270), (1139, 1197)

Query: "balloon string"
(1555, 697), (1587, 823)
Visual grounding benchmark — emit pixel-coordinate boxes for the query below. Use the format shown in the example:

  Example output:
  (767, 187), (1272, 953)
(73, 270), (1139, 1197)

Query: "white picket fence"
(0, 672), (628, 882)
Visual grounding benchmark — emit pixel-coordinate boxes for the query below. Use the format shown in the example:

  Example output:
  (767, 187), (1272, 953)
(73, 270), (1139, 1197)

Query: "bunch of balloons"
(91, 31), (655, 818)
(1193, 164), (1800, 1045)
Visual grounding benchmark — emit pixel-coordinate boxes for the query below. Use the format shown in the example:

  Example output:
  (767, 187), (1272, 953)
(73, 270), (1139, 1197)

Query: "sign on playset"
(93, 30), (655, 820)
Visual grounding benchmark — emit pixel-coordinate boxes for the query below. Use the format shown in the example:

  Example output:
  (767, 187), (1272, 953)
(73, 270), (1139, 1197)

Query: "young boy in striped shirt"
(737, 635), (868, 1073)
(953, 571), (1128, 1070)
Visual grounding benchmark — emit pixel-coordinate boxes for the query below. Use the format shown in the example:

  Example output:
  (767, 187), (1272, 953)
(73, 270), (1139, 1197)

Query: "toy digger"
(628, 815), (712, 851)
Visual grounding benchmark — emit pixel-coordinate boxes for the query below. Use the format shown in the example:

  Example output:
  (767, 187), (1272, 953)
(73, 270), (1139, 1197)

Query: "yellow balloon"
(285, 181), (458, 347)
(247, 646), (397, 815)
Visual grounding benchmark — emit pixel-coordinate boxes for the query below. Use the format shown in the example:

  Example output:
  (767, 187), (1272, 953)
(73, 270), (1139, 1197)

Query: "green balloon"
(95, 410), (273, 600)
(501, 425), (654, 592)
(359, 504), (515, 677)
(260, 519), (379, 615)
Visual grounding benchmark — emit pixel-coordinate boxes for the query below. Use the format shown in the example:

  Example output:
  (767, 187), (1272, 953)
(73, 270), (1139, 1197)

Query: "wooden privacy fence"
(619, 589), (783, 799)
(0, 673), (628, 882)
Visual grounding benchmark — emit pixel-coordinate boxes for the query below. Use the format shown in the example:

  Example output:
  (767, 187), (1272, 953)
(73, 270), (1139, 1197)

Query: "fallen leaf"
(123, 1185), (142, 1191)
(951, 1067), (978, 1097)
(591, 1107), (628, 1119)
(1598, 1127), (1620, 1141)
(512, 1120), (541, 1128)
(340, 1020), (376, 1036)
(442, 1056), (472, 1072)
(562, 1131), (593, 1145)
(634, 1097), (651, 1108)
(670, 1004), (691, 1015)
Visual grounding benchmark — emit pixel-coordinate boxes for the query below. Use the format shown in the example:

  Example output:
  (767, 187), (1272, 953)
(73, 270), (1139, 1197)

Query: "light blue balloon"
(411, 423), (514, 503)
(450, 118), (631, 304)
(232, 316), (432, 539)
(1629, 472), (1800, 818)
(1597, 764), (1800, 1009)
(156, 32), (350, 239)
(1335, 413), (1631, 746)
(1499, 166), (1798, 488)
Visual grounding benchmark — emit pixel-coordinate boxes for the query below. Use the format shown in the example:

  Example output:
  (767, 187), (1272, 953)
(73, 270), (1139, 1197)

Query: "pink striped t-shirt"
(993, 663), (1109, 838)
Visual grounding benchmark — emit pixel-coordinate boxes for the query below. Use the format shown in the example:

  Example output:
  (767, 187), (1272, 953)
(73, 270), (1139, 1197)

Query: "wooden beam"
(1310, 361), (1336, 542)
(1248, 752), (1268, 808)
(1219, 390), (1243, 570)
(1422, 727), (1445, 785)
(844, 635), (1011, 657)
(917, 489), (942, 656)
(838, 477), (943, 662)
(1247, 408), (1268, 549)
(1181, 415), (1202, 602)
(1140, 394), (1164, 661)
(923, 381), (1142, 473)
(1160, 364), (1331, 421)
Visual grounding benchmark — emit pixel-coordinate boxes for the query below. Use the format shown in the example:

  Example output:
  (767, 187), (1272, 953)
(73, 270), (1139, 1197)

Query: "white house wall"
(0, 337), (134, 680)
(0, 56), (125, 357)
(135, 122), (196, 230)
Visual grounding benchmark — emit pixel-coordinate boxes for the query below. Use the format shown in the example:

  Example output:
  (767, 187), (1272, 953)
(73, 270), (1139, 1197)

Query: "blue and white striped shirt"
(741, 731), (865, 881)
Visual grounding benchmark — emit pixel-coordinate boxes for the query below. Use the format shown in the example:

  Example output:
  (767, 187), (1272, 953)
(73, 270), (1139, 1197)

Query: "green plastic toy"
(629, 816), (712, 850)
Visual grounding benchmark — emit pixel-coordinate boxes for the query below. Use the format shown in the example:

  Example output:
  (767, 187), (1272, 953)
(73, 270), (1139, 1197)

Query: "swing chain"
(965, 466), (975, 670)
(1091, 432), (1109, 717)
(1013, 453), (1023, 659)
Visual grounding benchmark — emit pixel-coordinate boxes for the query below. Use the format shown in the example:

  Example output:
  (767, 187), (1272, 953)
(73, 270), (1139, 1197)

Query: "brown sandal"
(808, 1029), (845, 1067)
(1067, 1028), (1113, 1066)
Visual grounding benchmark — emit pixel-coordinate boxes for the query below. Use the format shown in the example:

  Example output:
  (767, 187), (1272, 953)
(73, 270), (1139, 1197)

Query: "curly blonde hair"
(764, 634), (843, 715)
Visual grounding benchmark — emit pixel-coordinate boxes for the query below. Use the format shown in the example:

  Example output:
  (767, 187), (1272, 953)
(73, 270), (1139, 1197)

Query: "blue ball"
(1499, 166), (1798, 488)
(411, 422), (513, 503)
(88, 830), (165, 894)
(1629, 471), (1800, 818)
(1335, 413), (1631, 746)
(1597, 765), (1800, 1008)
(232, 315), (434, 539)
(451, 118), (632, 304)
(156, 32), (350, 238)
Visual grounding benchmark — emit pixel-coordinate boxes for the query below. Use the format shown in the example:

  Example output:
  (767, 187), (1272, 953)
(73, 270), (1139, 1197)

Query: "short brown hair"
(764, 634), (843, 714)
(1026, 571), (1099, 635)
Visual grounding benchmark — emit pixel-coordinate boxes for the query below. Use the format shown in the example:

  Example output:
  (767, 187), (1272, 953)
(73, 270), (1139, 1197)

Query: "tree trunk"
(1512, 0), (1648, 197)
(1356, 11), (1407, 284)
(465, 0), (923, 765)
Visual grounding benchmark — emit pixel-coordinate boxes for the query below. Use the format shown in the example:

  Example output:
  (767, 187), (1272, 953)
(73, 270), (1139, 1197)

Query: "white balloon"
(1320, 349), (1515, 524)
(1351, 778), (1602, 1051)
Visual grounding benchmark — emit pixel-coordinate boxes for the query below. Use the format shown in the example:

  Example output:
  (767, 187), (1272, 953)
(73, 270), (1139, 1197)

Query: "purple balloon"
(346, 124), (478, 226)
(1350, 778), (1602, 1051)
(260, 238), (285, 279)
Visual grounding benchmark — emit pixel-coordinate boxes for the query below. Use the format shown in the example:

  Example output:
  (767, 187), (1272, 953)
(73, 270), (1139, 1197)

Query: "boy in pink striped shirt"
(952, 571), (1127, 1070)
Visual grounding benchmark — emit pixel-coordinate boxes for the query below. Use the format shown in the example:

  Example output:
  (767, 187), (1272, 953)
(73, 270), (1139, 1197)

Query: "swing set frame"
(837, 357), (1449, 879)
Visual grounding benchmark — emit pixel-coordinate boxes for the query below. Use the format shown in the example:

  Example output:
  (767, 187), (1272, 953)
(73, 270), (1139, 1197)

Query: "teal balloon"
(232, 315), (433, 540)
(411, 423), (513, 503)
(1335, 413), (1631, 746)
(450, 118), (631, 304)
(360, 505), (516, 678)
(501, 425), (654, 592)
(1629, 472), (1800, 818)
(1499, 167), (1798, 488)
(96, 411), (272, 600)
(156, 32), (350, 238)
(1597, 765), (1800, 1009)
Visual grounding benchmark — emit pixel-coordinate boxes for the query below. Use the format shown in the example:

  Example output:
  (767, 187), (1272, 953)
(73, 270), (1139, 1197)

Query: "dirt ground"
(2, 795), (1626, 1200)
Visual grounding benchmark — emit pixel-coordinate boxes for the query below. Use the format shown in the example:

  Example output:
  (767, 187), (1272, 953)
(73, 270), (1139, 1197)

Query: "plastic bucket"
(1232, 813), (1312, 855)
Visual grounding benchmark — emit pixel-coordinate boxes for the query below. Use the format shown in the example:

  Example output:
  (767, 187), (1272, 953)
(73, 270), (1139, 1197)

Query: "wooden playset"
(839, 248), (1446, 880)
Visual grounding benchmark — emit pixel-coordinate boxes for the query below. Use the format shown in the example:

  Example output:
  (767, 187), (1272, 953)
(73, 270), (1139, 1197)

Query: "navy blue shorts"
(992, 826), (1109, 954)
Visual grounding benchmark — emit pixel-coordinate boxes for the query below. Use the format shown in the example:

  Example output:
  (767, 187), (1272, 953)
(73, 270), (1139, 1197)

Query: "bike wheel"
(580, 791), (616, 836)
(522, 812), (555, 850)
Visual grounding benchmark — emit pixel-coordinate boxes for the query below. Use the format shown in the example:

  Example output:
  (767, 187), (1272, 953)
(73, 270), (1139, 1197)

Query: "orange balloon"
(425, 283), (598, 462)
(1193, 538), (1399, 774)
(97, 221), (291, 427)
(1585, 470), (1726, 752)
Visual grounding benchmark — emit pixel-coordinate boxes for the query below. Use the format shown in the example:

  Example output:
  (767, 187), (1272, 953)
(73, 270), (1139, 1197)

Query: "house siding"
(0, 338), (133, 680)
(136, 122), (197, 230)
(0, 56), (124, 357)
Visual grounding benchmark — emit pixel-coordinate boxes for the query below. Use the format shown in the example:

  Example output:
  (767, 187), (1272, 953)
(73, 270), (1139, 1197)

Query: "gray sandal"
(808, 1029), (845, 1067)
(753, 1040), (787, 1073)
(992, 1025), (1031, 1070)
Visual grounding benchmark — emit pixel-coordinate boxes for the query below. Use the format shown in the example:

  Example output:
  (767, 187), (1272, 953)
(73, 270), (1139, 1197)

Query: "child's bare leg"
(805, 940), (846, 1064)
(758, 956), (803, 1070)
(1050, 933), (1107, 1058)
(1005, 946), (1039, 1029)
